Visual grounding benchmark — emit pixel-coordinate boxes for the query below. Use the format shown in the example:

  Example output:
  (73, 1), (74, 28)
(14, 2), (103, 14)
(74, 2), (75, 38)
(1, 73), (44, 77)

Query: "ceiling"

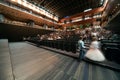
(27, 0), (104, 19)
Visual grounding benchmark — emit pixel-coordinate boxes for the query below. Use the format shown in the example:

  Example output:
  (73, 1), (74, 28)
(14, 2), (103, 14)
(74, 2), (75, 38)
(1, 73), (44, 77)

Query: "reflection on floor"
(84, 58), (120, 71)
(0, 40), (120, 80)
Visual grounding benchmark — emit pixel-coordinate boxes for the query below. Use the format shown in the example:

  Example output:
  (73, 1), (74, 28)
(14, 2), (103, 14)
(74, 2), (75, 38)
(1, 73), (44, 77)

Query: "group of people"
(25, 26), (111, 62)
(78, 36), (105, 62)
(26, 26), (111, 43)
(76, 27), (111, 62)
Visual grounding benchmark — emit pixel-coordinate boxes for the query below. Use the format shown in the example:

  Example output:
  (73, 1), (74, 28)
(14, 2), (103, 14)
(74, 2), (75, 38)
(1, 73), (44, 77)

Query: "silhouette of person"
(78, 36), (86, 61)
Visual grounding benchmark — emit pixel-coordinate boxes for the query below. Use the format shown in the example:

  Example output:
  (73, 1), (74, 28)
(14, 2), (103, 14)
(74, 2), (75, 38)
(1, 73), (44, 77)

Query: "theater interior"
(0, 0), (120, 80)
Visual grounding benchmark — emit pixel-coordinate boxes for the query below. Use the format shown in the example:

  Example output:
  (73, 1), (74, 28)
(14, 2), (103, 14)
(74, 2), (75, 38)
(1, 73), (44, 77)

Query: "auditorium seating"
(100, 35), (120, 64)
(27, 39), (78, 53)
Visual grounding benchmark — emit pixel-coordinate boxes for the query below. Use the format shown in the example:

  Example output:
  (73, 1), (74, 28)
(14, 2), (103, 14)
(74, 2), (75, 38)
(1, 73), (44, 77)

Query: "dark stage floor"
(0, 40), (120, 80)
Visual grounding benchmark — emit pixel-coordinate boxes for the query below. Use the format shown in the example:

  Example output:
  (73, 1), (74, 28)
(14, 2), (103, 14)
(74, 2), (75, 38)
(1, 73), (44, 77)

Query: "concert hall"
(0, 0), (120, 80)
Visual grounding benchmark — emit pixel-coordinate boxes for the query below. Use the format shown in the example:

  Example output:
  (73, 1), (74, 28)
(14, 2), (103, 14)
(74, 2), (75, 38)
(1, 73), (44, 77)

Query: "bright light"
(84, 8), (92, 12)
(11, 0), (16, 2)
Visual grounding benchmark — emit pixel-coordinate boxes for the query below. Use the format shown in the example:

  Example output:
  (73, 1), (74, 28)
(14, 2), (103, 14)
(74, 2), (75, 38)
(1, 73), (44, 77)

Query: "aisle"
(9, 42), (120, 80)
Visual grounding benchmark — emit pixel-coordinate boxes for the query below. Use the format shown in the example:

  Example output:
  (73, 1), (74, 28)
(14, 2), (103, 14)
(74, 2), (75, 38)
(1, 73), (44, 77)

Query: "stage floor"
(2, 41), (119, 80)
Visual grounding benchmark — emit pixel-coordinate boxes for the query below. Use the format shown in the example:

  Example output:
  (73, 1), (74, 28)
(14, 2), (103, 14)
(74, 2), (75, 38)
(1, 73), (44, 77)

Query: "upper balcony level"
(7, 0), (58, 21)
(0, 0), (59, 27)
(0, 0), (110, 28)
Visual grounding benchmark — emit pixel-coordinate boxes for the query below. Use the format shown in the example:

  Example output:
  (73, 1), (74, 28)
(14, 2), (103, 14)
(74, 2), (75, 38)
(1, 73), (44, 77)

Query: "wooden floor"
(1, 41), (120, 80)
(0, 39), (13, 80)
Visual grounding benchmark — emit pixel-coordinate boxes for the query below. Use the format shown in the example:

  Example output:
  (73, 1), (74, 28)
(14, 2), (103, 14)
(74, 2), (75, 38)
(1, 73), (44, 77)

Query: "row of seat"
(28, 38), (120, 64)
(28, 39), (78, 53)
(101, 39), (120, 64)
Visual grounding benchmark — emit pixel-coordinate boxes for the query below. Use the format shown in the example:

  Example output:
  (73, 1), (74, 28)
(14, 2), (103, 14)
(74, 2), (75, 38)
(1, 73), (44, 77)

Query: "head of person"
(79, 36), (83, 40)
(92, 37), (98, 41)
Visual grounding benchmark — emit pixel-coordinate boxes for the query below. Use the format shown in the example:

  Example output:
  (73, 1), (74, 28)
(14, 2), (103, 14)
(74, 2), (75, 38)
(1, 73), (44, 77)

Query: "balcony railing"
(2, 18), (58, 31)
(7, 0), (58, 21)
(0, 1), (58, 25)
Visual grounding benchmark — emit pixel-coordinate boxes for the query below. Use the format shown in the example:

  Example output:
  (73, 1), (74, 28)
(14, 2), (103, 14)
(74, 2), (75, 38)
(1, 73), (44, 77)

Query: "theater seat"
(104, 47), (120, 64)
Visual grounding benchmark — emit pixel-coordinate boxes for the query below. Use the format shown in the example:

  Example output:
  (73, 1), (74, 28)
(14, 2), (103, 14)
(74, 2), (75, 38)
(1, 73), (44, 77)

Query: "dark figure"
(78, 36), (86, 61)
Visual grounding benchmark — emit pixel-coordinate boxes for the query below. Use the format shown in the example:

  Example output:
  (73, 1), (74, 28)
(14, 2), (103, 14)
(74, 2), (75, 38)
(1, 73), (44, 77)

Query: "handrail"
(7, 0), (58, 21)
(62, 18), (96, 27)
(2, 18), (58, 31)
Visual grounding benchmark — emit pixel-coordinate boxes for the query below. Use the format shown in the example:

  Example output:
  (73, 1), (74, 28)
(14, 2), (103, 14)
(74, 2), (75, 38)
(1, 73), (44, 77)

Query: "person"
(85, 37), (105, 62)
(78, 36), (86, 61)
(36, 34), (40, 40)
